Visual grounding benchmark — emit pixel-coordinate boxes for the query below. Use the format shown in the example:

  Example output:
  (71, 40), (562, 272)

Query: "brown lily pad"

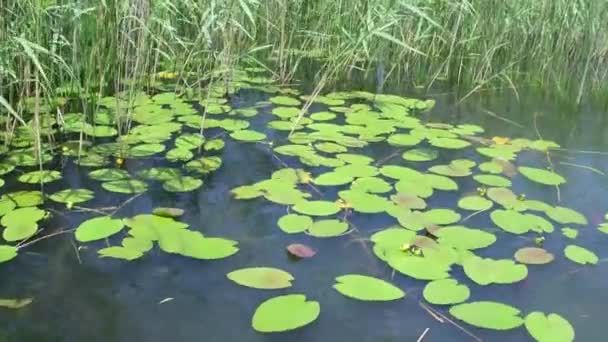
(287, 243), (316, 258)
(514, 247), (554, 265)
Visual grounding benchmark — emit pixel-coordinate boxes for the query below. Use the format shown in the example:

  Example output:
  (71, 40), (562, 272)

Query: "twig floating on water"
(416, 328), (430, 342)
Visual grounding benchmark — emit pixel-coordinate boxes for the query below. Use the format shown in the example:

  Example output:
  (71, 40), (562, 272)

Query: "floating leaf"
(390, 193), (426, 210)
(308, 219), (348, 237)
(435, 226), (496, 250)
(561, 227), (578, 239)
(18, 170), (62, 184)
(0, 198), (17, 216)
(138, 167), (182, 181)
(333, 274), (405, 301)
(546, 206), (587, 225)
(491, 210), (530, 234)
(514, 247), (554, 265)
(429, 137), (470, 149)
(449, 301), (524, 330)
(473, 174), (512, 187)
(49, 189), (95, 204)
(519, 167), (566, 186)
(428, 164), (471, 177)
(88, 168), (130, 181)
(424, 209), (461, 225)
(402, 148), (438, 162)
(121, 237), (153, 253)
(337, 153), (373, 165)
(1, 191), (43, 207)
(0, 298), (33, 309)
(230, 129), (267, 142)
(75, 216), (125, 242)
(292, 201), (341, 216)
(457, 196), (493, 211)
(227, 267), (294, 289)
(387, 134), (422, 147)
(278, 214), (312, 234)
(251, 294), (320, 333)
(98, 246), (144, 261)
(463, 256), (528, 285)
(423, 279), (470, 305)
(313, 172), (354, 186)
(351, 177), (392, 194)
(287, 243), (316, 258)
(166, 148), (193, 162)
(269, 96), (301, 106)
(152, 207), (184, 218)
(564, 245), (598, 265)
(339, 190), (391, 213)
(0, 245), (18, 263)
(525, 312), (575, 342)
(387, 255), (451, 280)
(394, 179), (433, 198)
(163, 176), (203, 192)
(102, 179), (148, 194)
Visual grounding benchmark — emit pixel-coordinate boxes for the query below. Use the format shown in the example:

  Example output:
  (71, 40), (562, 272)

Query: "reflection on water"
(1, 85), (608, 342)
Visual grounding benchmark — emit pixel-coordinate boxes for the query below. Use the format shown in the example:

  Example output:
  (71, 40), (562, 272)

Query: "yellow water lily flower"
(492, 136), (510, 145)
(157, 71), (177, 80)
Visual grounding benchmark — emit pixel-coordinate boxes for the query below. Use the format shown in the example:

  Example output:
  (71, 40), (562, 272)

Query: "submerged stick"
(419, 302), (483, 342)
(416, 328), (430, 342)
(533, 112), (561, 203)
(559, 161), (606, 176)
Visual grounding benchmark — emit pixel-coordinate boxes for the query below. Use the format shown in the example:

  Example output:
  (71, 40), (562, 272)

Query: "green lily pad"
(428, 164), (472, 177)
(519, 167), (566, 186)
(269, 96), (301, 106)
(339, 190), (391, 214)
(473, 174), (512, 187)
(334, 164), (378, 178)
(230, 129), (267, 142)
(18, 170), (62, 184)
(546, 206), (587, 225)
(184, 156), (223, 174)
(88, 168), (130, 181)
(231, 185), (263, 200)
(0, 163), (15, 176)
(387, 134), (422, 147)
(315, 142), (347, 154)
(98, 246), (144, 261)
(278, 214), (313, 234)
(163, 176), (203, 192)
(457, 196), (493, 211)
(562, 227), (578, 239)
(0, 245), (18, 263)
(491, 209), (530, 234)
(423, 279), (470, 305)
(425, 174), (459, 191)
(308, 219), (348, 237)
(166, 148), (194, 162)
(49, 189), (95, 204)
(310, 111), (337, 121)
(429, 137), (471, 149)
(435, 226), (496, 250)
(564, 245), (598, 265)
(271, 107), (300, 119)
(75, 216), (125, 242)
(514, 247), (554, 265)
(227, 267), (294, 289)
(424, 209), (461, 225)
(449, 301), (524, 330)
(101, 179), (148, 194)
(121, 237), (154, 253)
(333, 274), (405, 301)
(152, 207), (184, 218)
(0, 298), (33, 309)
(313, 172), (354, 186)
(175, 134), (205, 150)
(387, 255), (451, 280)
(205, 139), (225, 151)
(351, 177), (392, 194)
(0, 198), (17, 216)
(292, 201), (341, 216)
(337, 153), (374, 165)
(402, 148), (438, 162)
(138, 167), (182, 181)
(463, 256), (528, 285)
(251, 294), (320, 333)
(1, 191), (43, 207)
(525, 312), (575, 342)
(390, 193), (427, 210)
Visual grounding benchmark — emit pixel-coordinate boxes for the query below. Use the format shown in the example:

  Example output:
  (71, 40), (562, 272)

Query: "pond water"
(1, 77), (607, 342)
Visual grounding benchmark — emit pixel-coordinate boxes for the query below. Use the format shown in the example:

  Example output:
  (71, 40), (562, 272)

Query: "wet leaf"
(230, 129), (267, 142)
(75, 216), (125, 242)
(269, 96), (301, 106)
(0, 298), (33, 309)
(339, 190), (392, 213)
(402, 148), (438, 162)
(561, 227), (578, 239)
(313, 172), (354, 186)
(473, 174), (512, 187)
(152, 207), (184, 218)
(0, 245), (18, 263)
(88, 168), (130, 181)
(227, 267), (294, 289)
(514, 247), (554, 265)
(525, 312), (575, 342)
(163, 176), (203, 192)
(435, 226), (496, 250)
(429, 137), (471, 149)
(449, 301), (524, 330)
(564, 245), (598, 265)
(251, 294), (320, 333)
(519, 167), (566, 186)
(387, 255), (451, 280)
(98, 246), (144, 261)
(423, 279), (470, 305)
(333, 274), (405, 301)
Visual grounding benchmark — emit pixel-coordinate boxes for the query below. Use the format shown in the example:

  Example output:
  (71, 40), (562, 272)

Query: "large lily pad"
(88, 168), (130, 181)
(514, 247), (554, 265)
(546, 206), (587, 225)
(278, 214), (313, 234)
(457, 196), (493, 211)
(251, 294), (320, 333)
(333, 274), (405, 301)
(423, 279), (470, 305)
(473, 174), (512, 187)
(98, 246), (144, 261)
(308, 219), (348, 237)
(564, 245), (598, 265)
(75, 216), (125, 242)
(402, 148), (438, 162)
(227, 267), (294, 289)
(463, 257), (528, 285)
(339, 190), (391, 213)
(292, 201), (341, 216)
(387, 255), (451, 280)
(313, 172), (354, 186)
(18, 170), (62, 184)
(435, 226), (496, 250)
(525, 312), (575, 342)
(230, 130), (267, 142)
(0, 245), (18, 263)
(519, 167), (566, 186)
(163, 176), (203, 192)
(449, 301), (524, 330)
(102, 179), (148, 194)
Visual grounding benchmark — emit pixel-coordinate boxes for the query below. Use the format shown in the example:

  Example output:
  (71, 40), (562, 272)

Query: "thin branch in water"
(416, 328), (430, 342)
(419, 302), (483, 342)
(559, 161), (605, 176)
(533, 112), (561, 203)
(18, 228), (76, 250)
(111, 192), (144, 216)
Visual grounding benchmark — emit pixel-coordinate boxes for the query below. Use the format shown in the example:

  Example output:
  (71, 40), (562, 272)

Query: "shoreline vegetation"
(1, 0), (607, 150)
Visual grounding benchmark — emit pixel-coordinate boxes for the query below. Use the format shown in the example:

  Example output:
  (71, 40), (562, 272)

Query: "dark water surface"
(1, 86), (607, 342)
